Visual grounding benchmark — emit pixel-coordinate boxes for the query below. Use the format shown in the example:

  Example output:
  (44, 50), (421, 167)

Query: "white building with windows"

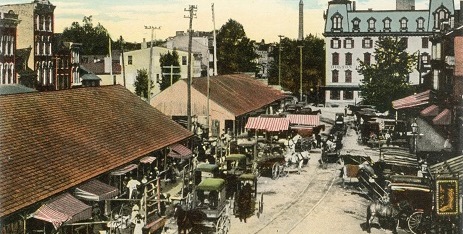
(323, 0), (456, 106)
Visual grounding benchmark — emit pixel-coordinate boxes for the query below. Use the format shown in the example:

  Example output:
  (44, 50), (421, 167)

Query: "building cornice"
(323, 31), (433, 37)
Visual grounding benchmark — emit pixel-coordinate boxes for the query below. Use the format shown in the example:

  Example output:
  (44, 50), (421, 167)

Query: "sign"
(436, 179), (459, 216)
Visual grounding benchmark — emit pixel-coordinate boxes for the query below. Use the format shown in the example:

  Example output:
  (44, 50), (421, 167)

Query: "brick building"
(0, 10), (19, 84)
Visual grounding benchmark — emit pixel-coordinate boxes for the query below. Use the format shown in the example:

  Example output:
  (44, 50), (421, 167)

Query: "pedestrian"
(126, 177), (141, 199)
(385, 130), (391, 146)
(297, 154), (303, 174)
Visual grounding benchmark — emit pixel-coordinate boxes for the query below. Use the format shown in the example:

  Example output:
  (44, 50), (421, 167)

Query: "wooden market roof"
(192, 74), (285, 116)
(0, 85), (192, 218)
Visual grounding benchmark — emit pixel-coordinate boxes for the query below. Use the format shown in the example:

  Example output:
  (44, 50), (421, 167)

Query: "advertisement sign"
(436, 179), (459, 216)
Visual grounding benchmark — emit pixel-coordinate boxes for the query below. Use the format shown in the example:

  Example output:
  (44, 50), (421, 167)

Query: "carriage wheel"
(216, 215), (230, 234)
(408, 211), (424, 234)
(271, 162), (280, 179)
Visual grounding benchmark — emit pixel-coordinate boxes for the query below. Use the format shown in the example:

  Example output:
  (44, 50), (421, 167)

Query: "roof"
(432, 108), (451, 125)
(0, 84), (37, 95)
(286, 114), (320, 126)
(81, 73), (101, 81)
(420, 104), (439, 117)
(74, 179), (119, 201)
(245, 117), (290, 132)
(225, 154), (247, 161)
(167, 143), (193, 159)
(429, 155), (463, 194)
(80, 62), (121, 75)
(196, 163), (219, 173)
(0, 85), (192, 218)
(196, 178), (225, 191)
(392, 90), (432, 110)
(191, 74), (285, 116)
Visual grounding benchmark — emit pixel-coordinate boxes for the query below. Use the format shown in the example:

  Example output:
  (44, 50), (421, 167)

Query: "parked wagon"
(254, 152), (286, 179)
(233, 173), (263, 220)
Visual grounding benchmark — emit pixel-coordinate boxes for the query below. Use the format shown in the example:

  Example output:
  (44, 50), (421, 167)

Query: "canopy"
(392, 90), (431, 110)
(196, 163), (219, 173)
(245, 117), (289, 132)
(32, 193), (92, 229)
(196, 178), (225, 191)
(286, 114), (320, 126)
(74, 179), (119, 201)
(140, 156), (157, 164)
(167, 143), (192, 159)
(420, 104), (439, 117)
(239, 173), (257, 181)
(432, 108), (451, 125)
(110, 164), (138, 176)
(225, 154), (246, 161)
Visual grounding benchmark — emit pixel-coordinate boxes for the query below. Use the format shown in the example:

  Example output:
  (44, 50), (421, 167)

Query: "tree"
(159, 50), (181, 91)
(216, 19), (259, 74)
(357, 36), (417, 112)
(268, 35), (325, 102)
(134, 69), (153, 100)
(61, 16), (110, 55)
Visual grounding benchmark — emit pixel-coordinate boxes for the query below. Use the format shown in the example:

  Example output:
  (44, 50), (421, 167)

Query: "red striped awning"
(74, 179), (119, 201)
(245, 117), (290, 132)
(420, 104), (439, 117)
(432, 109), (451, 125)
(168, 143), (192, 159)
(392, 90), (432, 110)
(33, 193), (92, 229)
(110, 164), (138, 176)
(140, 156), (157, 164)
(286, 114), (320, 126)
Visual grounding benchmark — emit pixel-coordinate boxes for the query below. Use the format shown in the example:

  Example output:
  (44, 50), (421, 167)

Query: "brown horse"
(366, 199), (410, 234)
(173, 204), (207, 234)
(236, 183), (253, 223)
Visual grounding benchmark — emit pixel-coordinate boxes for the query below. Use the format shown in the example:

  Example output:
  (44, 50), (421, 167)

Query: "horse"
(365, 200), (400, 234)
(236, 183), (253, 223)
(173, 204), (207, 234)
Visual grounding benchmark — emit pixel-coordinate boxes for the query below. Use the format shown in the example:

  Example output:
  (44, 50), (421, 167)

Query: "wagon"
(233, 173), (264, 219)
(194, 163), (220, 185)
(193, 178), (231, 234)
(254, 152), (286, 179)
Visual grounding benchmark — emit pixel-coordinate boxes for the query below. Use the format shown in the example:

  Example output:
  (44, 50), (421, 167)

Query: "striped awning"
(392, 90), (432, 110)
(32, 193), (92, 229)
(245, 117), (290, 132)
(110, 164), (138, 176)
(286, 114), (320, 126)
(420, 104), (439, 117)
(168, 143), (192, 159)
(140, 156), (157, 164)
(432, 108), (451, 125)
(74, 179), (119, 201)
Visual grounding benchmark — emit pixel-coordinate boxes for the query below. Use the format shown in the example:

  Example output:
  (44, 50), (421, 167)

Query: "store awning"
(74, 179), (119, 201)
(140, 156), (157, 164)
(286, 114), (320, 126)
(110, 164), (138, 176)
(32, 193), (92, 229)
(420, 104), (439, 117)
(392, 90), (432, 110)
(432, 108), (451, 125)
(168, 143), (192, 159)
(245, 117), (290, 132)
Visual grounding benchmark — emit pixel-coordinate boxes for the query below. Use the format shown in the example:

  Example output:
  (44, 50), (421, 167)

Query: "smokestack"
(353, 1), (356, 11)
(298, 0), (304, 41)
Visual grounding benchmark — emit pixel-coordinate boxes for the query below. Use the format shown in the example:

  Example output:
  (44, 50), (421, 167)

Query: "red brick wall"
(454, 37), (463, 99)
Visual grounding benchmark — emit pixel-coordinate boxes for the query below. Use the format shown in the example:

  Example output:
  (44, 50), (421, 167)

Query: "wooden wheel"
(216, 215), (230, 234)
(271, 162), (280, 179)
(408, 211), (424, 234)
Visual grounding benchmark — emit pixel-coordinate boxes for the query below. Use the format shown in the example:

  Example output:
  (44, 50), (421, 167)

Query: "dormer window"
(331, 13), (343, 32)
(416, 17), (425, 31)
(400, 17), (408, 32)
(352, 18), (360, 32)
(433, 6), (449, 30)
(368, 18), (376, 32)
(383, 17), (391, 32)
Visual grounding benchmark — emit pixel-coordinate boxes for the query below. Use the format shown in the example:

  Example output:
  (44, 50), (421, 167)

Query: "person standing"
(127, 177), (141, 199)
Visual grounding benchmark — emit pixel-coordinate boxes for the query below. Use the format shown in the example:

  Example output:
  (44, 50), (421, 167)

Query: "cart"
(254, 152), (286, 179)
(233, 173), (264, 219)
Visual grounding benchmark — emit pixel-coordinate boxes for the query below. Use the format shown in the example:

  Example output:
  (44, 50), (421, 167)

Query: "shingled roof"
(0, 85), (192, 218)
(191, 74), (285, 116)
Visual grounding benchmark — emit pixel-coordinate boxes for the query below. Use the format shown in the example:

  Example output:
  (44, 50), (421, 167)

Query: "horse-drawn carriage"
(254, 151), (286, 179)
(233, 173), (264, 221)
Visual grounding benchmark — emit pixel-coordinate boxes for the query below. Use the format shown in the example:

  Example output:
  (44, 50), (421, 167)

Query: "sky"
(2, 0), (461, 43)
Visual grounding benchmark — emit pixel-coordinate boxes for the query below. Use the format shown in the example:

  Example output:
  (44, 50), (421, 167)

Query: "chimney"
(353, 1), (356, 11)
(141, 38), (147, 49)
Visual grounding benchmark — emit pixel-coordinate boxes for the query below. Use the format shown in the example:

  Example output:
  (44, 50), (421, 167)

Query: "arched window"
(434, 6), (449, 29)
(332, 70), (339, 83)
(383, 17), (392, 32)
(42, 61), (47, 85)
(400, 17), (408, 31)
(332, 52), (339, 65)
(49, 62), (53, 85)
(331, 13), (343, 32)
(9, 63), (14, 84)
(41, 15), (45, 31)
(10, 37), (14, 56)
(0, 36), (3, 55)
(48, 16), (52, 32)
(416, 17), (425, 31)
(367, 18), (376, 32)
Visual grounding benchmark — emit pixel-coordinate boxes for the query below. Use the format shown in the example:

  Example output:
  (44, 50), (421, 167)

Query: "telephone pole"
(212, 3), (218, 76)
(185, 5), (197, 131)
(278, 35), (284, 88)
(298, 45), (304, 102)
(144, 25), (161, 103)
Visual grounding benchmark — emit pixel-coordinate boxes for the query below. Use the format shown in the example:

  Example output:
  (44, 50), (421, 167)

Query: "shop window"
(330, 90), (340, 100)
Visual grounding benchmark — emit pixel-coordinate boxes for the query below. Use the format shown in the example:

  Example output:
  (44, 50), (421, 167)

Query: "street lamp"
(278, 35), (284, 87)
(411, 119), (418, 154)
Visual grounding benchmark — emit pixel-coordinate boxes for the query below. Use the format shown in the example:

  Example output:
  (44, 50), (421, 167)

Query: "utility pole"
(298, 45), (304, 102)
(278, 35), (284, 87)
(212, 3), (218, 76)
(120, 36), (126, 87)
(144, 25), (161, 103)
(185, 5), (197, 131)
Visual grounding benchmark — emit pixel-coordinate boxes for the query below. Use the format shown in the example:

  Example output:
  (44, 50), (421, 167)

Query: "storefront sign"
(436, 179), (459, 216)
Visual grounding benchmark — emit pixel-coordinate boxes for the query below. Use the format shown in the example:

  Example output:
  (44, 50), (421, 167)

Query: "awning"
(168, 143), (192, 159)
(74, 179), (119, 201)
(286, 114), (320, 126)
(432, 108), (451, 125)
(290, 125), (314, 137)
(110, 164), (138, 176)
(392, 90), (432, 110)
(420, 104), (439, 117)
(140, 156), (157, 164)
(32, 193), (92, 229)
(245, 117), (290, 132)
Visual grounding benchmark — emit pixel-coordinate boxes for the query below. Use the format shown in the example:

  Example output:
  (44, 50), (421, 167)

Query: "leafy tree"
(357, 36), (417, 112)
(268, 35), (325, 102)
(216, 19), (259, 74)
(134, 69), (153, 100)
(61, 16), (110, 55)
(159, 50), (181, 91)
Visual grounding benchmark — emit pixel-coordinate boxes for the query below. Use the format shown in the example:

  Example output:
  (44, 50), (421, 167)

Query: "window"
(345, 70), (352, 83)
(400, 17), (408, 31)
(344, 38), (354, 49)
(330, 90), (340, 100)
(368, 18), (376, 32)
(400, 37), (408, 48)
(128, 55), (132, 65)
(331, 13), (343, 31)
(383, 17), (391, 32)
(343, 90), (354, 100)
(332, 70), (339, 83)
(332, 53), (339, 65)
(362, 38), (373, 49)
(417, 17), (425, 31)
(331, 38), (341, 49)
(352, 18), (360, 32)
(422, 37), (429, 48)
(434, 6), (449, 29)
(421, 53), (429, 64)
(345, 53), (352, 66)
(364, 53), (371, 65)
(182, 56), (187, 65)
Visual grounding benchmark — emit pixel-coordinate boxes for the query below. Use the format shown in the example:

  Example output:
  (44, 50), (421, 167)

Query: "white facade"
(323, 0), (456, 106)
